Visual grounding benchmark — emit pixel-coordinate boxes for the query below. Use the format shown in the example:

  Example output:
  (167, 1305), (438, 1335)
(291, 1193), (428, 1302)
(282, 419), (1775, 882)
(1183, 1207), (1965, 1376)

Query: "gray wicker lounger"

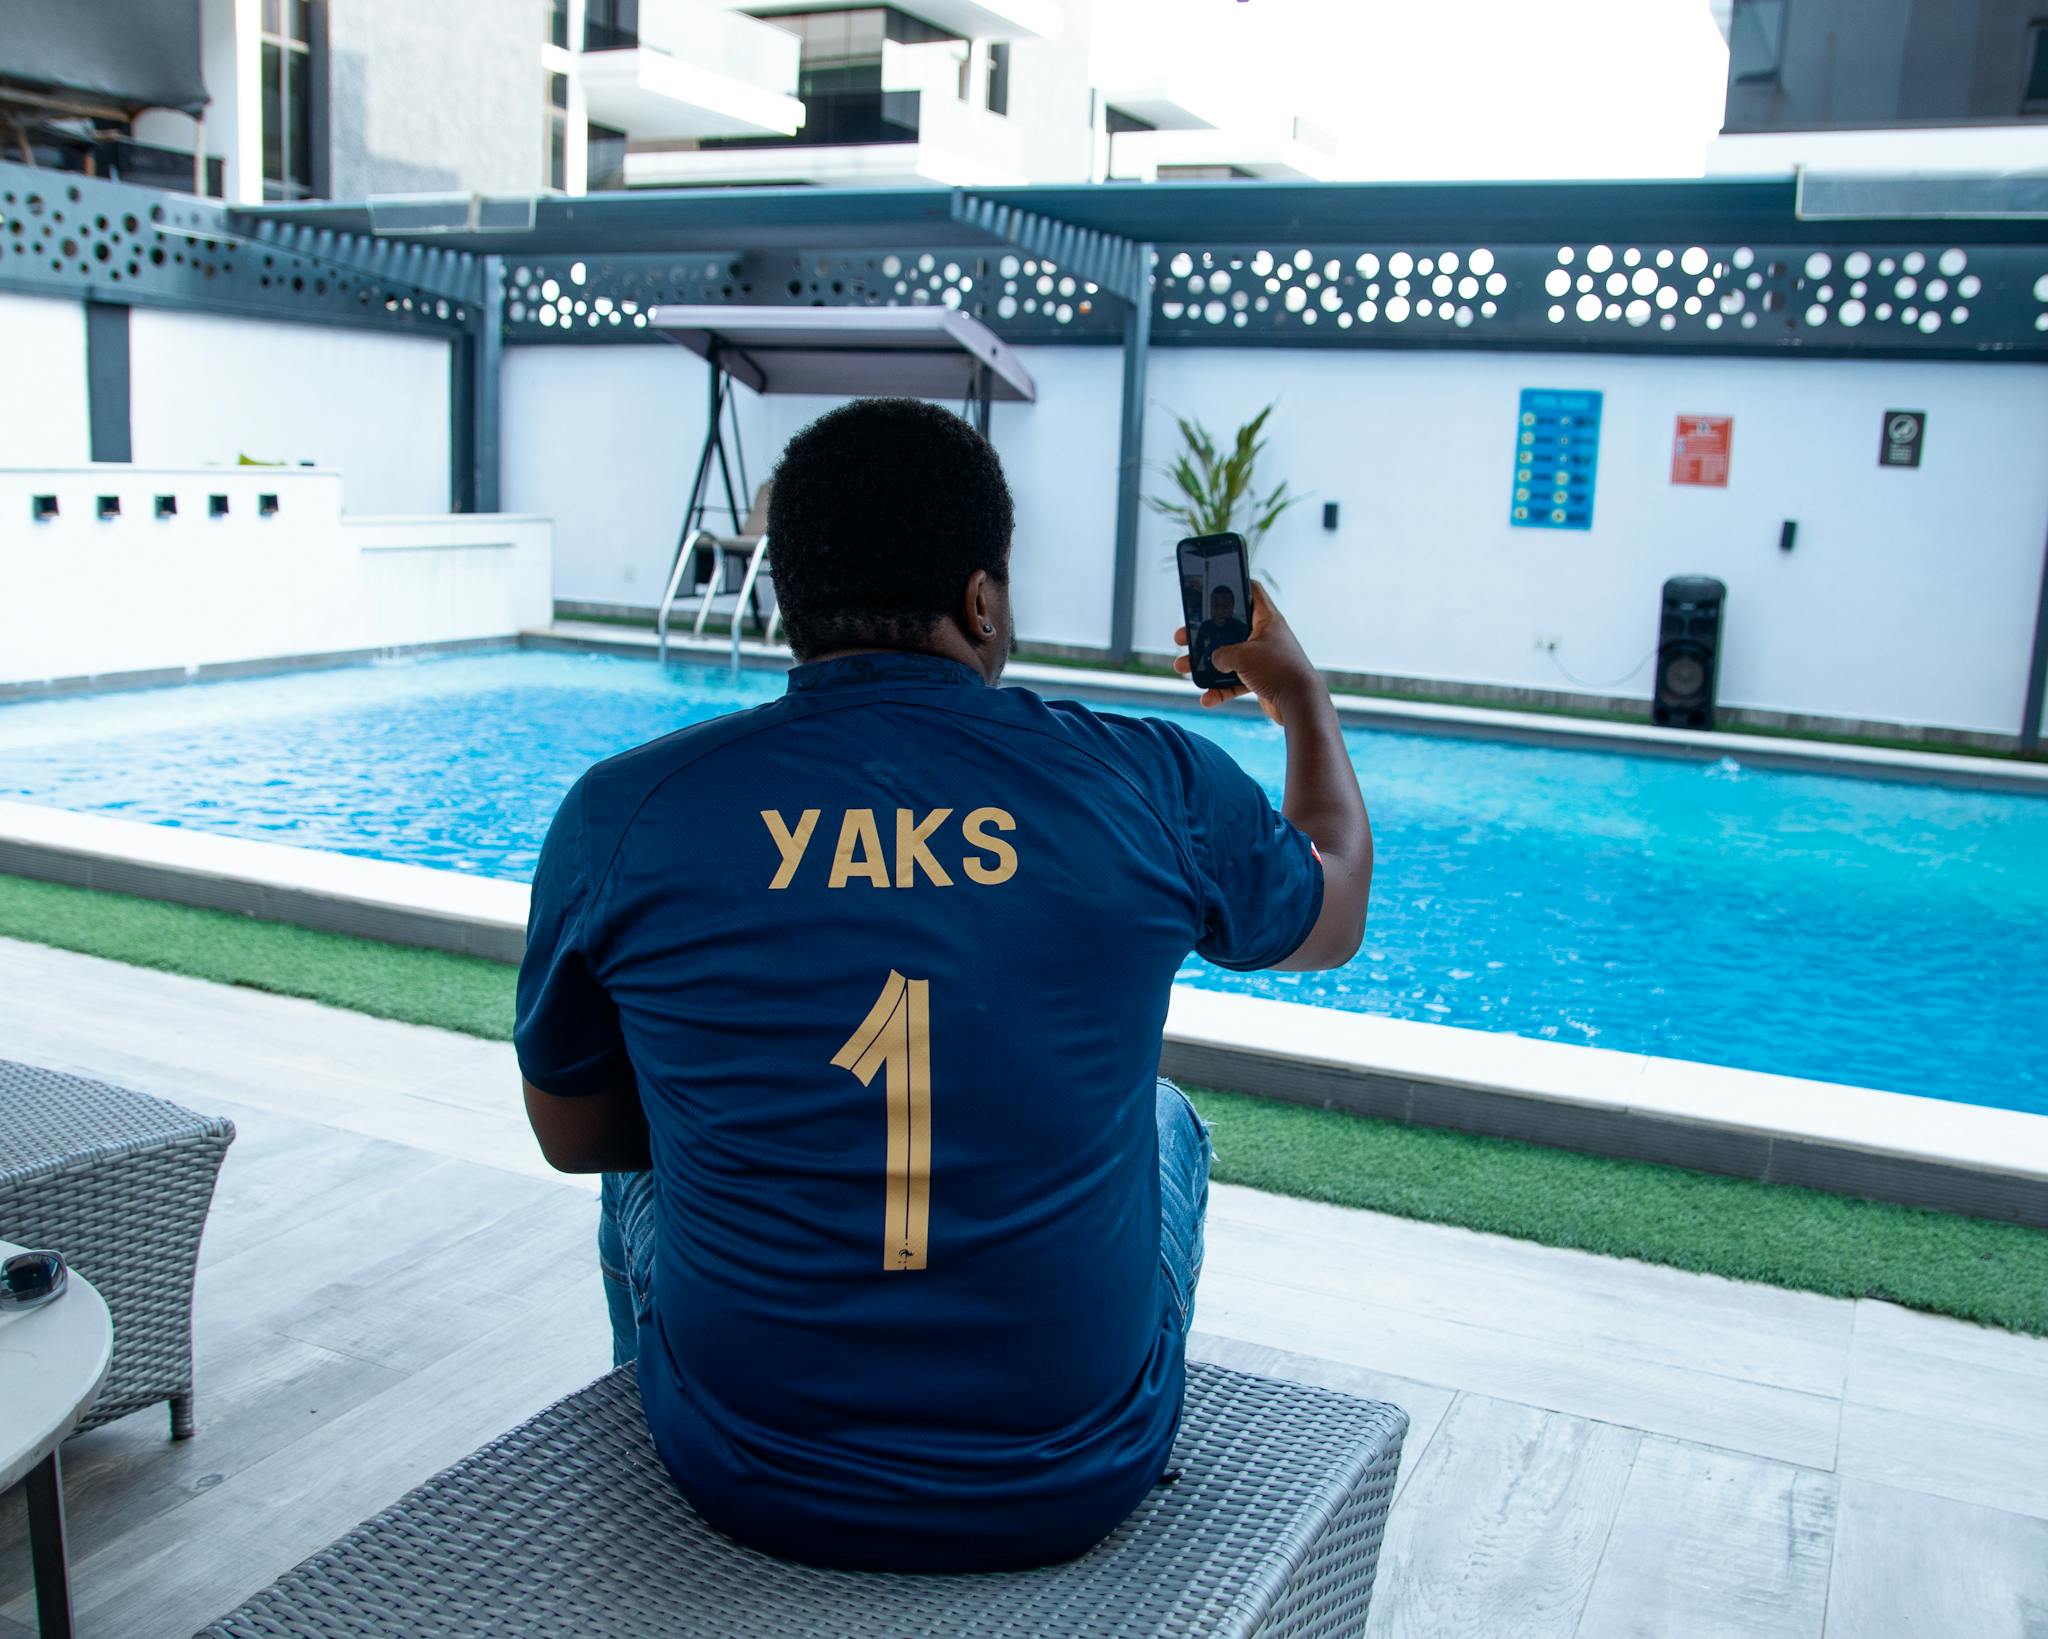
(198, 1360), (1408, 1637)
(0, 1059), (235, 1439)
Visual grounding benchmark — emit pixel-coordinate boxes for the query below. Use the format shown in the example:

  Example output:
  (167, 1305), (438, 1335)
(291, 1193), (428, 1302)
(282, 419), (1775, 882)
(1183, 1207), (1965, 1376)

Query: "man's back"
(518, 651), (1321, 1570)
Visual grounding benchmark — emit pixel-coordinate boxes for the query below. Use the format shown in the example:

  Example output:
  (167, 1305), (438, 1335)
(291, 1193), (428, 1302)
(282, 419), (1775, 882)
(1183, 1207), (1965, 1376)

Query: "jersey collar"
(786, 652), (988, 694)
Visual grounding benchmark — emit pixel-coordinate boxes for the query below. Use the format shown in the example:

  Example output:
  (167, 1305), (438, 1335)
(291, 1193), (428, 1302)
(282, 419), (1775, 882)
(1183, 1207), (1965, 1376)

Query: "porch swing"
(647, 304), (1037, 668)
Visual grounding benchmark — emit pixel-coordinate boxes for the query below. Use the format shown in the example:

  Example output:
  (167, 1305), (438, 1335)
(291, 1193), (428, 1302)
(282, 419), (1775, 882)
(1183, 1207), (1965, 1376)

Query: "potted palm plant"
(1145, 403), (1302, 574)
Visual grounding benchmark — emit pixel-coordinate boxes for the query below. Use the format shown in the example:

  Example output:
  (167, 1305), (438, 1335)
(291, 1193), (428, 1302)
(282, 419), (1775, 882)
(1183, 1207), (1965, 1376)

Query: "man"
(516, 398), (1370, 1573)
(1190, 582), (1252, 681)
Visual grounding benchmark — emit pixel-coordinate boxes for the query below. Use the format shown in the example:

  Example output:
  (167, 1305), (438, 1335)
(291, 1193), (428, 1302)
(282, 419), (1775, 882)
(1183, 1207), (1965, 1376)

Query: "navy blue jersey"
(516, 652), (1322, 1571)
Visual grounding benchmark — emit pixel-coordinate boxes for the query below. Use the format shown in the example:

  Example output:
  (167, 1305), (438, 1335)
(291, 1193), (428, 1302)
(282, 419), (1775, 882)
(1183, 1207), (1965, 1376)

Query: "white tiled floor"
(1, 937), (2044, 1637)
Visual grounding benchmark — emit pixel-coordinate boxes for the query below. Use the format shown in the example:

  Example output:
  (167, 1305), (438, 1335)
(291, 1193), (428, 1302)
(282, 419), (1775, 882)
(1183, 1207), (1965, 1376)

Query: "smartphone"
(1176, 533), (1253, 691)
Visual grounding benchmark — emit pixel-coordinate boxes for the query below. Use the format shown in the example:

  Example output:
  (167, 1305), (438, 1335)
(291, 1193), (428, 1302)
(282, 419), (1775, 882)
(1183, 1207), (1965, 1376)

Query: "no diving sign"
(1880, 410), (1925, 468)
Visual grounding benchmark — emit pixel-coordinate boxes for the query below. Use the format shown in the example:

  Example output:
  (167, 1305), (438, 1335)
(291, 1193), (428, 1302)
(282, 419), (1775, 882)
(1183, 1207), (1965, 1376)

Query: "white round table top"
(0, 1237), (112, 1494)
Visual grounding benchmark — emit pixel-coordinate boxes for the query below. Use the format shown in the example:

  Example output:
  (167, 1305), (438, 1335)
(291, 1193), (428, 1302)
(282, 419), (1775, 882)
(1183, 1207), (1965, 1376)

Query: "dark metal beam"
(2023, 523), (2048, 753)
(490, 238), (2048, 365)
(0, 163), (477, 339)
(471, 256), (505, 513)
(950, 192), (1146, 305)
(235, 175), (2048, 261)
(1108, 246), (1153, 665)
(84, 299), (132, 462)
(451, 257), (505, 513)
(237, 217), (486, 307)
(451, 331), (476, 513)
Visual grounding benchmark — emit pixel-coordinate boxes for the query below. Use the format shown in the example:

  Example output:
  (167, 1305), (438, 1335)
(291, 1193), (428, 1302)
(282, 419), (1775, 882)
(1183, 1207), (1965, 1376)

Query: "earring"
(980, 621), (995, 635)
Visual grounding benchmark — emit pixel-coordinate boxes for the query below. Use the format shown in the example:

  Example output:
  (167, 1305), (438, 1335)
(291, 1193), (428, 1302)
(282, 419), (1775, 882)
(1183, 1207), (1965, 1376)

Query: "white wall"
(328, 0), (546, 197)
(502, 343), (732, 608)
(1129, 348), (2048, 737)
(0, 468), (551, 687)
(504, 339), (2048, 738)
(503, 342), (1124, 651)
(0, 295), (91, 466)
(129, 311), (452, 516)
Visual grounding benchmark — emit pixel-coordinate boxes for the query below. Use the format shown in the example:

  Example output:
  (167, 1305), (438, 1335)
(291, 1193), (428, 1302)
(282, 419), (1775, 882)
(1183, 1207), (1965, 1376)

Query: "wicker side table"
(199, 1361), (1409, 1638)
(0, 1060), (235, 1440)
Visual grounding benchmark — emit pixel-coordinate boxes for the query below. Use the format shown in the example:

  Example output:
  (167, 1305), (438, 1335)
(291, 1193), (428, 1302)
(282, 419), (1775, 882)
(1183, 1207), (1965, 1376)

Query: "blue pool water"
(1, 650), (2043, 1114)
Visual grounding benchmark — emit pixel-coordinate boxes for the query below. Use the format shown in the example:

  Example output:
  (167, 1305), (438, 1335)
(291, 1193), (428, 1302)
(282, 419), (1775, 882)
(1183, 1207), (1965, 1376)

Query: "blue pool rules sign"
(1511, 389), (1603, 530)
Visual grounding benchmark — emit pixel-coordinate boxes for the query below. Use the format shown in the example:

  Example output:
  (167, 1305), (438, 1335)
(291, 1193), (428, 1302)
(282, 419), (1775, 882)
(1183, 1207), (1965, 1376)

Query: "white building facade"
(4, 0), (1341, 204)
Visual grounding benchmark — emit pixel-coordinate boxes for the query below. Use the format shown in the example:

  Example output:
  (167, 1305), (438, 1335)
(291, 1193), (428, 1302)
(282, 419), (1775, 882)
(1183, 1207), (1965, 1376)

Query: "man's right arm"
(1176, 585), (1371, 970)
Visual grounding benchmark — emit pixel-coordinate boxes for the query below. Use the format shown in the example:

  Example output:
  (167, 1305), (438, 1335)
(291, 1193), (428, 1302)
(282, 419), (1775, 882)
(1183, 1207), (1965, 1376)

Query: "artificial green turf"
(5, 870), (2045, 1335)
(1189, 1088), (2048, 1336)
(0, 873), (515, 1039)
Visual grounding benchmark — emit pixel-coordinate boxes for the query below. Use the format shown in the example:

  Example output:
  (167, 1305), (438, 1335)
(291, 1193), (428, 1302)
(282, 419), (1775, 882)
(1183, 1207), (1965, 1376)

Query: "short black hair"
(767, 398), (1014, 660)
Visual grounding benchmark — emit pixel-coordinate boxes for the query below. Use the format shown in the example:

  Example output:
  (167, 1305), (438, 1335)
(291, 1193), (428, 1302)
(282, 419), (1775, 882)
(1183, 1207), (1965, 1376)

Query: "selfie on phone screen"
(1177, 534), (1254, 690)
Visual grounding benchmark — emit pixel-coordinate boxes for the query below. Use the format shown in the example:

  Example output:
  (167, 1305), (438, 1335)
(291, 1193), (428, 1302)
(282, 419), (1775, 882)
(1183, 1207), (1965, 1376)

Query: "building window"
(2026, 22), (2048, 109)
(587, 121), (628, 190)
(705, 7), (956, 150)
(545, 70), (568, 190)
(260, 0), (317, 200)
(546, 0), (568, 50)
(772, 7), (956, 95)
(1728, 0), (1788, 86)
(986, 41), (1010, 116)
(585, 0), (640, 52)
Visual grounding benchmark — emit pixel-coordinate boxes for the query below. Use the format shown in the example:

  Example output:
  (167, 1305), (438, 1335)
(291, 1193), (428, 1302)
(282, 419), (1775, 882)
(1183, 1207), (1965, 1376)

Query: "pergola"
(2, 161), (2045, 740)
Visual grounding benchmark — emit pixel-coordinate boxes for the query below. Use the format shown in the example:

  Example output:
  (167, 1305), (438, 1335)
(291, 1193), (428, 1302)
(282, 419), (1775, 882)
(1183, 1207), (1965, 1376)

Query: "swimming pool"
(1, 649), (2043, 1115)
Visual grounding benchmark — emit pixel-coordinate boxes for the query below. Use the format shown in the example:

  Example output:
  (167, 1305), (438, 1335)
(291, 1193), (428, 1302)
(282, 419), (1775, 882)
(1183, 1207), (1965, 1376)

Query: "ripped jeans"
(598, 1078), (1213, 1367)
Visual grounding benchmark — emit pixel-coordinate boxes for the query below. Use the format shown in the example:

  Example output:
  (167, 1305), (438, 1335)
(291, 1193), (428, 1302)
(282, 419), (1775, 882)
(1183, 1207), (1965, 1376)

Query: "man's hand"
(1173, 583), (1315, 726)
(1175, 582), (1372, 971)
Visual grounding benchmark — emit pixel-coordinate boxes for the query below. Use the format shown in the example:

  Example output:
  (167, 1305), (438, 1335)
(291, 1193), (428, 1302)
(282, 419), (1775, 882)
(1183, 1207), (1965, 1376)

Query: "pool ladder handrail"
(656, 533), (781, 666)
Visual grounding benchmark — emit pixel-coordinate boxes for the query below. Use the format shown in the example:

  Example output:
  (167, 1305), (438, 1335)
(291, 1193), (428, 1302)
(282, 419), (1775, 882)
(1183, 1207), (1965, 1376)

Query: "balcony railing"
(10, 130), (224, 198)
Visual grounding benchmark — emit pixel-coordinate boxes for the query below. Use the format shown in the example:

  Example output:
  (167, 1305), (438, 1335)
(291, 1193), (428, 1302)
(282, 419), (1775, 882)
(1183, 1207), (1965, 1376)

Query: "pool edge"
(538, 625), (2048, 797)
(3, 800), (2043, 1230)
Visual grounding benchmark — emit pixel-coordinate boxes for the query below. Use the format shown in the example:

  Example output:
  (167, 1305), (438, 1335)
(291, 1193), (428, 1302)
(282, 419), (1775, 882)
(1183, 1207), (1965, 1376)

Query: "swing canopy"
(646, 305), (1036, 403)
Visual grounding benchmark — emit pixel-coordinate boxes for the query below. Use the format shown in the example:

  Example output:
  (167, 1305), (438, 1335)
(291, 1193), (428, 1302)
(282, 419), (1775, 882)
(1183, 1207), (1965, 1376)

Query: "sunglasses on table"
(0, 1250), (68, 1312)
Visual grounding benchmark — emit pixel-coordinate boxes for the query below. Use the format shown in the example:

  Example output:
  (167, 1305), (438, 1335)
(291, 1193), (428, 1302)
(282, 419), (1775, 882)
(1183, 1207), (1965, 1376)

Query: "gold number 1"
(831, 971), (932, 1271)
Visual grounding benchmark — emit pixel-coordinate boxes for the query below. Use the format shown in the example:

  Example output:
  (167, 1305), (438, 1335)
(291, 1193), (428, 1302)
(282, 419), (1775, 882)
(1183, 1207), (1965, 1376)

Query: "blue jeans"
(599, 1078), (1212, 1369)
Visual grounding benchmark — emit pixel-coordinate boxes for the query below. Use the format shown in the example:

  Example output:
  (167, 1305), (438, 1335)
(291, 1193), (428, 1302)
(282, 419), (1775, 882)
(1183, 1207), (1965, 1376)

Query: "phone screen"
(1176, 533), (1252, 691)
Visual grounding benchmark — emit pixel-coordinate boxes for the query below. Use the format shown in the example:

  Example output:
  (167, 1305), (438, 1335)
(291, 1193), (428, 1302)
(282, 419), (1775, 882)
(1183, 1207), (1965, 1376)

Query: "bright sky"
(1181, 0), (1732, 181)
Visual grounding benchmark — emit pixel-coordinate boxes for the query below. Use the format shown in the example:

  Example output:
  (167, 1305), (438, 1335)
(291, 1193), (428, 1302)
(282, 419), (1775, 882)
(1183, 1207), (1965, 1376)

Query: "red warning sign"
(1671, 415), (1733, 487)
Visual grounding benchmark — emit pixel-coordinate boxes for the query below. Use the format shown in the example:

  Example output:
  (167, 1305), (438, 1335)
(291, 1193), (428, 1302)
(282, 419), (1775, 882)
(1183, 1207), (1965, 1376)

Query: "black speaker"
(1653, 576), (1726, 730)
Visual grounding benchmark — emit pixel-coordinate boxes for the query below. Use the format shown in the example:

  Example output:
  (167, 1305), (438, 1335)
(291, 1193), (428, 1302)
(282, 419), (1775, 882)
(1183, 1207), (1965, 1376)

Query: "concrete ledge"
(0, 801), (528, 963)
(1161, 989), (2048, 1229)
(0, 636), (516, 703)
(538, 624), (2048, 796)
(2, 800), (2043, 1227)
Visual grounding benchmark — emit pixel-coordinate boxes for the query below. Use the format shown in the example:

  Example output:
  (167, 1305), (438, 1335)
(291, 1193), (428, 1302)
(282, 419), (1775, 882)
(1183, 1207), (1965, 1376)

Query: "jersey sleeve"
(1100, 714), (1324, 973)
(515, 778), (631, 1095)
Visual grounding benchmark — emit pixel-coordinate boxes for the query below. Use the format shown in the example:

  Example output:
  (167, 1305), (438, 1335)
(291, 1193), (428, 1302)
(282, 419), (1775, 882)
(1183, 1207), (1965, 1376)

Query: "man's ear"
(963, 570), (997, 638)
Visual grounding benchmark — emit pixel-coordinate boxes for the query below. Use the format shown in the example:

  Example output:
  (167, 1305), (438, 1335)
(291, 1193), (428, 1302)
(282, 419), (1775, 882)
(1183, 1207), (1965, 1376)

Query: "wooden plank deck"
(2, 937), (2044, 1637)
